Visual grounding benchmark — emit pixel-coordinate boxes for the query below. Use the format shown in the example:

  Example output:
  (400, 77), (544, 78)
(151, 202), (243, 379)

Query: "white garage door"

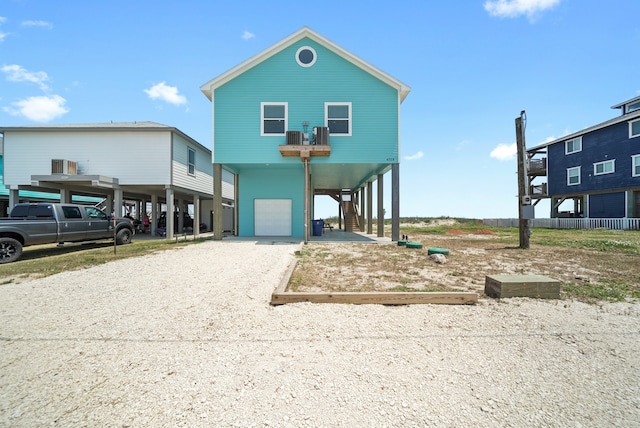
(254, 199), (292, 236)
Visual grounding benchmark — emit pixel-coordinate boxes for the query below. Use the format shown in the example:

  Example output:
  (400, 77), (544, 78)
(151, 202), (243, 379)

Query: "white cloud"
(404, 151), (424, 161)
(241, 30), (255, 40)
(144, 82), (187, 106)
(2, 64), (50, 90)
(21, 20), (53, 29)
(0, 17), (6, 24)
(4, 95), (69, 122)
(484, 0), (561, 19)
(490, 142), (517, 161)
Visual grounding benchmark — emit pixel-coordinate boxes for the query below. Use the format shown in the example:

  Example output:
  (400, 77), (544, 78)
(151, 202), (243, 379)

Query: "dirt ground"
(289, 225), (640, 300)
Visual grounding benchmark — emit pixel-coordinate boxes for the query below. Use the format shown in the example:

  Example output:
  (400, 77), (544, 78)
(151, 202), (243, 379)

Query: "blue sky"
(1, 0), (638, 219)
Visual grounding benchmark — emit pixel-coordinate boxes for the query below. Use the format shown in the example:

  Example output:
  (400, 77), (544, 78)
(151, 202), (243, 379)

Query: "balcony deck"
(279, 144), (331, 158)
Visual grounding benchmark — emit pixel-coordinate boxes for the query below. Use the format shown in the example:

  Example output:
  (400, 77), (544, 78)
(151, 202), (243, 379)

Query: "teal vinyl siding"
(237, 166), (304, 236)
(214, 37), (399, 165)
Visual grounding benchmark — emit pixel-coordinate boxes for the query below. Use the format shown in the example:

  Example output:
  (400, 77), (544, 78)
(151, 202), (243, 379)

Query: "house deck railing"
(483, 217), (640, 230)
(527, 158), (547, 175)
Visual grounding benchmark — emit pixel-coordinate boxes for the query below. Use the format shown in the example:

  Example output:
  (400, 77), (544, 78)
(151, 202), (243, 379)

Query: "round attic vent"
(296, 46), (316, 67)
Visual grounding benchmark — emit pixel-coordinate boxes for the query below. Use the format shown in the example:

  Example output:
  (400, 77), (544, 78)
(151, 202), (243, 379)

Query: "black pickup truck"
(0, 203), (135, 264)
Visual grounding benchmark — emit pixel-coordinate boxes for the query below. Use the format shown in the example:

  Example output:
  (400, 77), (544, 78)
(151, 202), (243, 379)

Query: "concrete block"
(485, 274), (560, 299)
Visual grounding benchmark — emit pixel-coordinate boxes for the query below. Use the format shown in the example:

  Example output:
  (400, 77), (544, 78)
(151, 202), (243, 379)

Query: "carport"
(1, 122), (224, 240)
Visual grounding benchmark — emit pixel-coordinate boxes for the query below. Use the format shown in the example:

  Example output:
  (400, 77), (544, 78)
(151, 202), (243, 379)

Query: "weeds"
(290, 220), (640, 302)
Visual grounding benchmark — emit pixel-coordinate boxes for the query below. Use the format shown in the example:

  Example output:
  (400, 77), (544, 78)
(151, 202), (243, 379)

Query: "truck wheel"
(0, 237), (23, 264)
(116, 228), (133, 245)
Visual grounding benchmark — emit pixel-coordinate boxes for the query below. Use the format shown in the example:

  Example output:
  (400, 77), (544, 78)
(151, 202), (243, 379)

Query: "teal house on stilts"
(200, 27), (410, 241)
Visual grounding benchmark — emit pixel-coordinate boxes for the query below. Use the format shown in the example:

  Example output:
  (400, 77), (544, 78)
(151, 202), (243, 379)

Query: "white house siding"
(4, 131), (172, 186)
(171, 133), (213, 195)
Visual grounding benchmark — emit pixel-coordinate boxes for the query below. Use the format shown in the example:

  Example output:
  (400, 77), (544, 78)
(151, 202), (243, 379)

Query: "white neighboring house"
(0, 122), (234, 238)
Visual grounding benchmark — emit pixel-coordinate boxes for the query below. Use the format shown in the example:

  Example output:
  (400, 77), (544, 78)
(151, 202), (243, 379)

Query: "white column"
(178, 197), (184, 233)
(165, 188), (174, 240)
(193, 195), (200, 236)
(106, 195), (113, 215)
(151, 194), (158, 236)
(9, 189), (19, 208)
(59, 188), (70, 204)
(113, 188), (123, 217)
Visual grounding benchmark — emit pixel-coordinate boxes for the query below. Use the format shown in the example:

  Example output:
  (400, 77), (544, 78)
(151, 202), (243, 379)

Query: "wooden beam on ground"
(271, 291), (478, 305)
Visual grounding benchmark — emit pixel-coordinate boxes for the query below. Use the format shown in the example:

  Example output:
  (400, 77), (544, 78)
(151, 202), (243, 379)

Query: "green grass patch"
(561, 279), (640, 303)
(0, 237), (211, 282)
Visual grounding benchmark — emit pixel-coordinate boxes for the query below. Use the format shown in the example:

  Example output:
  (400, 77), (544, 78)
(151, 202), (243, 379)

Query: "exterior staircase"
(343, 200), (360, 232)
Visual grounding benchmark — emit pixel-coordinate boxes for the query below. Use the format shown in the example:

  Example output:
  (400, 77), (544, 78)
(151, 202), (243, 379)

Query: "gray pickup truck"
(0, 203), (135, 264)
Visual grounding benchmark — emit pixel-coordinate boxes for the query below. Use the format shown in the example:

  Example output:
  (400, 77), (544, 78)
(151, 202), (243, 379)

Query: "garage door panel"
(254, 199), (292, 236)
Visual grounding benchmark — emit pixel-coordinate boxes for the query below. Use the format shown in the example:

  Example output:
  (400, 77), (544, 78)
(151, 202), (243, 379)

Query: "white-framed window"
(633, 155), (640, 177)
(630, 119), (640, 138)
(567, 166), (581, 186)
(594, 159), (615, 176)
(627, 101), (640, 113)
(187, 147), (196, 176)
(261, 102), (287, 136)
(565, 137), (582, 154)
(325, 102), (352, 136)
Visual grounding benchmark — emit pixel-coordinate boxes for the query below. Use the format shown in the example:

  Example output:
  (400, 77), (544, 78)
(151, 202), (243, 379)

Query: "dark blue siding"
(548, 121), (640, 195)
(589, 192), (625, 218)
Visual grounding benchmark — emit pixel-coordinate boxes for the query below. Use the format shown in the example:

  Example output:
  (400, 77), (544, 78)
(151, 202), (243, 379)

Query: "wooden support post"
(359, 186), (365, 232)
(367, 181), (373, 234)
(213, 163), (223, 240)
(304, 159), (309, 243)
(234, 173), (239, 236)
(391, 163), (399, 242)
(377, 173), (384, 237)
(338, 193), (343, 230)
(515, 112), (530, 249)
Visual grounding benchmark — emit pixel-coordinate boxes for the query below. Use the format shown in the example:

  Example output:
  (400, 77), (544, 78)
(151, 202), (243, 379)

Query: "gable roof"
(200, 26), (411, 102)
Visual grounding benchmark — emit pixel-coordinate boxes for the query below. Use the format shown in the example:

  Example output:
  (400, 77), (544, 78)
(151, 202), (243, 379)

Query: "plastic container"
(312, 220), (324, 236)
(428, 247), (450, 255)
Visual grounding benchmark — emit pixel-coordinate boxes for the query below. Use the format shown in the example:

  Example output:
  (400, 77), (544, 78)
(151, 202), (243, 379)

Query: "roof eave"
(527, 109), (640, 151)
(611, 94), (640, 109)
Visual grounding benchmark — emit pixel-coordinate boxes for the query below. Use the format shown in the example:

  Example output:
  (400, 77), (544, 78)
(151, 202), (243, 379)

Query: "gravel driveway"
(1, 240), (639, 427)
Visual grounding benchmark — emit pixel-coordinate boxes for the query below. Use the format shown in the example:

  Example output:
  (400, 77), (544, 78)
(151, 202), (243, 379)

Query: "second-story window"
(567, 166), (581, 186)
(565, 137), (582, 154)
(188, 147), (196, 176)
(594, 159), (615, 176)
(261, 102), (287, 136)
(632, 155), (640, 177)
(630, 119), (640, 138)
(627, 101), (640, 114)
(325, 102), (352, 136)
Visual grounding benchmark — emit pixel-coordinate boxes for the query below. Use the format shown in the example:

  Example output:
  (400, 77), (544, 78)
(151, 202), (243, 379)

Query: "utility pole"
(515, 111), (531, 249)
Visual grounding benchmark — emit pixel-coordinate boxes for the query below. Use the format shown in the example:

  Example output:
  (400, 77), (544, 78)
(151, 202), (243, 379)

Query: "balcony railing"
(530, 183), (547, 196)
(527, 158), (547, 176)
